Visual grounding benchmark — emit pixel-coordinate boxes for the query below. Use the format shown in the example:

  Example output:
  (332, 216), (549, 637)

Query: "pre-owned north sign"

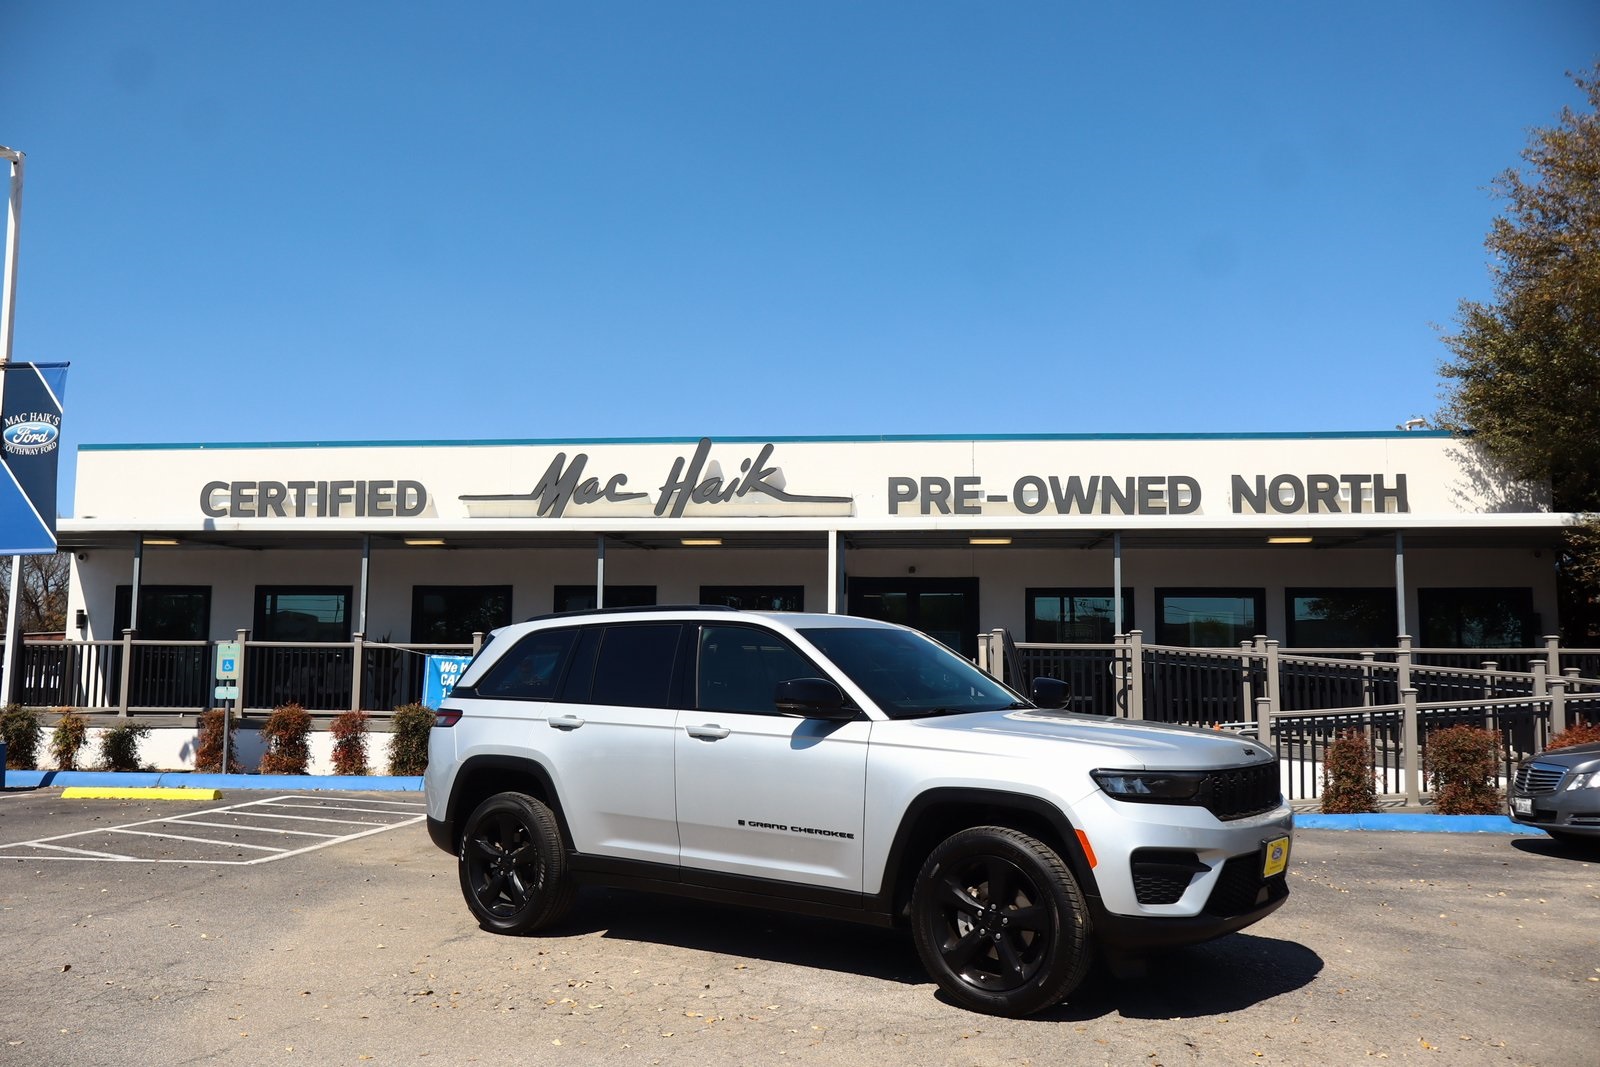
(888, 472), (1410, 515)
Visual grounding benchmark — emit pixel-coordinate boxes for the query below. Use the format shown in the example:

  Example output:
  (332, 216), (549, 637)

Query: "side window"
(477, 628), (578, 699)
(588, 624), (683, 708)
(697, 624), (816, 714)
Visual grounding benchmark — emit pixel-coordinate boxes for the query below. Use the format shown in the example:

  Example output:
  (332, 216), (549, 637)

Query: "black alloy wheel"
(911, 825), (1091, 1017)
(457, 791), (575, 934)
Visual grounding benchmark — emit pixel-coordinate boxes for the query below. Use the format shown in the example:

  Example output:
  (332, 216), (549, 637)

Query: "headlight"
(1092, 768), (1208, 803)
(1564, 771), (1596, 792)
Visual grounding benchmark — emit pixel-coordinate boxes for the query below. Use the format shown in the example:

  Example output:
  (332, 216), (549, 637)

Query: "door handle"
(548, 714), (586, 731)
(685, 724), (731, 741)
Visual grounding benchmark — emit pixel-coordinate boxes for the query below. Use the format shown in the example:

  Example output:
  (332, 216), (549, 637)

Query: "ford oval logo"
(3, 421), (59, 454)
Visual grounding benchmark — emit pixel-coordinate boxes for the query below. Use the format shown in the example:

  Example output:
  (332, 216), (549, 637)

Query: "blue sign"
(423, 654), (473, 709)
(0, 362), (68, 555)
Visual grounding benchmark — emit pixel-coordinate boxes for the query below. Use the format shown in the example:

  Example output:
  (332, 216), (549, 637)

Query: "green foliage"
(1424, 724), (1503, 815)
(1320, 729), (1379, 814)
(329, 710), (370, 776)
(258, 703), (312, 775)
(1546, 721), (1600, 750)
(50, 711), (88, 771)
(194, 709), (240, 774)
(387, 703), (435, 776)
(98, 721), (151, 772)
(1, 704), (41, 769)
(1437, 66), (1600, 639)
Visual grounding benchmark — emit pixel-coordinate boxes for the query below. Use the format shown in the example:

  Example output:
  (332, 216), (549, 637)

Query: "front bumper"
(1508, 795), (1600, 838)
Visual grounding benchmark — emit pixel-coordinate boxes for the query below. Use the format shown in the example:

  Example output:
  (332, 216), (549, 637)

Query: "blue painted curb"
(2, 769), (424, 791)
(1296, 813), (1532, 834)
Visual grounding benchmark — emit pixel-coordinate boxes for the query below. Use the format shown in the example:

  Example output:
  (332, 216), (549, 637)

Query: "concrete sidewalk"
(2, 768), (422, 791)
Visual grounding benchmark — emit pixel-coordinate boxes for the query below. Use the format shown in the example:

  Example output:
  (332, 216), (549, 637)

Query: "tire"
(910, 825), (1092, 1017)
(457, 791), (576, 935)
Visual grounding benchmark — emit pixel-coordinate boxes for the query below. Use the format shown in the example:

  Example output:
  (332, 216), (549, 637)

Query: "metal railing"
(3, 630), (479, 716)
(975, 628), (1600, 802)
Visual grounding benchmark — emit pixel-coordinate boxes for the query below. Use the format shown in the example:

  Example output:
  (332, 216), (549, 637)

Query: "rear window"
(476, 628), (578, 700)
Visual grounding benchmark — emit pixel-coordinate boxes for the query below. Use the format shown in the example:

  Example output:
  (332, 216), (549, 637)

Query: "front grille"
(1513, 763), (1567, 795)
(1204, 854), (1289, 917)
(1202, 762), (1282, 821)
(1130, 849), (1208, 905)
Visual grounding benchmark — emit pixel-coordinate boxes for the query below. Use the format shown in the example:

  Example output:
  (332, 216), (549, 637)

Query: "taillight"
(434, 709), (463, 727)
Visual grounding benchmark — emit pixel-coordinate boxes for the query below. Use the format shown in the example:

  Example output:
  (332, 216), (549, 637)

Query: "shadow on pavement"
(1509, 836), (1600, 861)
(563, 886), (1322, 1013)
(1041, 934), (1323, 1021)
(574, 887), (930, 985)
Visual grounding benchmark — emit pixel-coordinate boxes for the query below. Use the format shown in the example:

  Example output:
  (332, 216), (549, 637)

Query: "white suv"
(424, 607), (1292, 1017)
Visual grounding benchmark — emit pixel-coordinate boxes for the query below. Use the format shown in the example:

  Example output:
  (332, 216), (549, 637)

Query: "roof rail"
(523, 603), (742, 623)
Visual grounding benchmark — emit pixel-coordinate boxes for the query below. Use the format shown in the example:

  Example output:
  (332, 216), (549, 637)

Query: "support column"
(1113, 532), (1124, 636)
(827, 531), (845, 614)
(358, 535), (371, 636)
(1, 558), (20, 704)
(130, 538), (144, 631)
(1394, 532), (1407, 639)
(595, 536), (606, 609)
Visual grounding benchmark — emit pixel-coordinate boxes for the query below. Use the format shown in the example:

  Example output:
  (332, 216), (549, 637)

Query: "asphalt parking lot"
(1, 789), (1596, 1066)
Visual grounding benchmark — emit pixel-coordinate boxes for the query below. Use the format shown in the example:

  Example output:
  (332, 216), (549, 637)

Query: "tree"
(1439, 64), (1600, 640)
(0, 553), (70, 634)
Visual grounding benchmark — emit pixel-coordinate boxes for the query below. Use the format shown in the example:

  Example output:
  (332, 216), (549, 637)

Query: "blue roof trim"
(79, 430), (1455, 452)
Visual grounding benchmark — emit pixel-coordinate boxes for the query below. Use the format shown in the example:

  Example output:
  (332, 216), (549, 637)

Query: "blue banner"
(422, 654), (473, 709)
(0, 362), (68, 555)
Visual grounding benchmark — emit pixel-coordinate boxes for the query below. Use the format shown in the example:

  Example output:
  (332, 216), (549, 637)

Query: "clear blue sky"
(5, 2), (1598, 497)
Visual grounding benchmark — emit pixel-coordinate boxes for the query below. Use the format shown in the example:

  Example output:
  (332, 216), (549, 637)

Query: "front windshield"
(797, 626), (1025, 720)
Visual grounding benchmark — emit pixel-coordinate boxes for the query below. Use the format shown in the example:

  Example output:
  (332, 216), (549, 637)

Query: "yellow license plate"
(1262, 836), (1290, 878)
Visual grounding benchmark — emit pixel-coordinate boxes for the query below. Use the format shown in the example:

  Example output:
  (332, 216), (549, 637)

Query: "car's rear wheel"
(910, 825), (1091, 1017)
(458, 791), (575, 934)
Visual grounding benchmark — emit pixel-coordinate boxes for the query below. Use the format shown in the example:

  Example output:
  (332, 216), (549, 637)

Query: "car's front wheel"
(457, 791), (575, 934)
(910, 825), (1092, 1017)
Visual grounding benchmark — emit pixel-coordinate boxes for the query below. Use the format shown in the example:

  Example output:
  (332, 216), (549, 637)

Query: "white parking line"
(0, 794), (425, 865)
(109, 827), (287, 852)
(169, 818), (337, 838)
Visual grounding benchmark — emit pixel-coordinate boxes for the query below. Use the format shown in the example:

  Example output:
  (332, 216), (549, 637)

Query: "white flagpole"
(1, 146), (27, 704)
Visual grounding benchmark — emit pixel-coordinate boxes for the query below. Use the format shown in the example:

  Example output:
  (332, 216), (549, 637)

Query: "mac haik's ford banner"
(0, 362), (67, 554)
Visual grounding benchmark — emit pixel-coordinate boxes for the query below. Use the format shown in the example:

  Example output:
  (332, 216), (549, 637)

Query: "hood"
(1531, 741), (1600, 768)
(904, 708), (1275, 770)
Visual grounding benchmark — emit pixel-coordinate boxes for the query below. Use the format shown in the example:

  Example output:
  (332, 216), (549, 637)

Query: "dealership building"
(55, 431), (1568, 660)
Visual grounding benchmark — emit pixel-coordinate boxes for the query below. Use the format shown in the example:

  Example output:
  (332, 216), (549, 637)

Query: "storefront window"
(553, 585), (656, 613)
(412, 585), (511, 643)
(1156, 589), (1265, 647)
(254, 586), (352, 642)
(1419, 588), (1536, 648)
(699, 585), (804, 611)
(114, 585), (211, 640)
(1025, 589), (1130, 643)
(1286, 588), (1397, 648)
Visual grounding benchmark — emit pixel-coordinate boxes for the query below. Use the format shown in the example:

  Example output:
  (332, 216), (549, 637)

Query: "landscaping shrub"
(1424, 724), (1503, 815)
(258, 702), (312, 775)
(50, 711), (88, 770)
(1320, 728), (1378, 814)
(330, 710), (370, 776)
(387, 703), (434, 776)
(1545, 722), (1600, 751)
(195, 709), (240, 773)
(1, 704), (41, 769)
(98, 721), (151, 772)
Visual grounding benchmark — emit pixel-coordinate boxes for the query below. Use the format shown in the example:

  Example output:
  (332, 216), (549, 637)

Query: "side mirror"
(1029, 676), (1071, 710)
(775, 677), (856, 720)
